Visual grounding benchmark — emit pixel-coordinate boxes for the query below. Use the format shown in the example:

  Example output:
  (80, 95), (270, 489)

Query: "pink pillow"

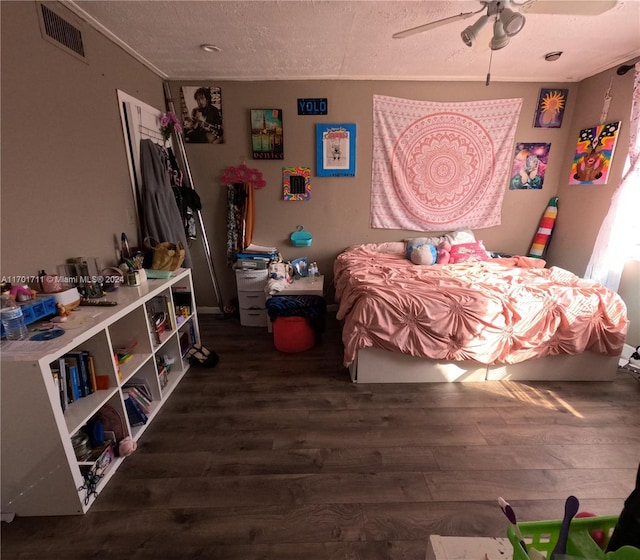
(449, 241), (490, 263)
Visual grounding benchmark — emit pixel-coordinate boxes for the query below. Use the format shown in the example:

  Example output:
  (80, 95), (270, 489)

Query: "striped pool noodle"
(529, 197), (558, 258)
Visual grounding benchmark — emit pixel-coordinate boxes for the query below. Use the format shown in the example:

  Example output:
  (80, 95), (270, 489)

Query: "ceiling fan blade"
(392, 10), (478, 39)
(514, 0), (618, 15)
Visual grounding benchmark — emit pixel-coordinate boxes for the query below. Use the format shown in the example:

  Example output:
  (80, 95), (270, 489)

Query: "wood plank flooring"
(2, 311), (639, 560)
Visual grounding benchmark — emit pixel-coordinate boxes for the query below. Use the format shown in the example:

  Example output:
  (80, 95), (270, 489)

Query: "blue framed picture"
(315, 123), (356, 177)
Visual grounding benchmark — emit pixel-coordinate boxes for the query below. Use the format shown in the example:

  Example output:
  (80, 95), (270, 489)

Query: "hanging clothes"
(140, 139), (192, 268)
(226, 182), (255, 267)
(167, 147), (201, 240)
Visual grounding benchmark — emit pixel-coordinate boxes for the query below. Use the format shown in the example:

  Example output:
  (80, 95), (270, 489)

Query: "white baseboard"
(198, 306), (222, 314)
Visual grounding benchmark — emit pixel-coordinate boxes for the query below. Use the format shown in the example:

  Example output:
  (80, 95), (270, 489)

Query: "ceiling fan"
(392, 1), (618, 50)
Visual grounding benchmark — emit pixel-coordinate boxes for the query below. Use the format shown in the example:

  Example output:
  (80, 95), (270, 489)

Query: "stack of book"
(123, 379), (153, 426)
(236, 243), (279, 269)
(50, 351), (99, 412)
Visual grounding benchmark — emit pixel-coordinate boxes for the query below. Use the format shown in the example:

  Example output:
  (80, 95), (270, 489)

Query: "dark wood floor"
(2, 311), (639, 560)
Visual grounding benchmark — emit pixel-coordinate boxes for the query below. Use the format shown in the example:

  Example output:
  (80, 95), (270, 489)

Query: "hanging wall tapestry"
(371, 95), (522, 232)
(569, 121), (621, 185)
(180, 86), (224, 144)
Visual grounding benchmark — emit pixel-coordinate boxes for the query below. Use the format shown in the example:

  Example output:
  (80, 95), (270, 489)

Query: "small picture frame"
(283, 166), (311, 201)
(316, 123), (356, 177)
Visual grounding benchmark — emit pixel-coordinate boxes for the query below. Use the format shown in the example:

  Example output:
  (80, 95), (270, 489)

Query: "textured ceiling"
(69, 0), (640, 82)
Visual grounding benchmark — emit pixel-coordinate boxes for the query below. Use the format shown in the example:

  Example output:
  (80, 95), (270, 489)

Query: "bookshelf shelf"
(0, 268), (200, 516)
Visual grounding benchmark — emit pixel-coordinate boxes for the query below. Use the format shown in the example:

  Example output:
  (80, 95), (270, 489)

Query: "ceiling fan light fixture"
(499, 7), (526, 36)
(461, 14), (489, 47)
(489, 19), (510, 50)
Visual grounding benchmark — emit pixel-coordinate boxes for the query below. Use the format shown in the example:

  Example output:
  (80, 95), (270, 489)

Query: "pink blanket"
(334, 244), (628, 368)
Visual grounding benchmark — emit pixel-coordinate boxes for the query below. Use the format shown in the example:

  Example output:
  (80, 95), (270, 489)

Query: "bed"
(334, 241), (628, 383)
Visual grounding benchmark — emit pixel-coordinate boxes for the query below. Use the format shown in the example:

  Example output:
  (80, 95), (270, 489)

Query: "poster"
(509, 142), (551, 190)
(250, 109), (283, 159)
(533, 88), (568, 128)
(569, 121), (621, 184)
(315, 123), (356, 177)
(180, 86), (223, 144)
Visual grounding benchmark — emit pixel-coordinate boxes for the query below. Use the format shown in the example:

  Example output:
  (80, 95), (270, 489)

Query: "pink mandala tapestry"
(371, 95), (522, 231)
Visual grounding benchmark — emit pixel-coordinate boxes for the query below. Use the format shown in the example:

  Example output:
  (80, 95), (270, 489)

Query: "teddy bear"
(436, 241), (452, 264)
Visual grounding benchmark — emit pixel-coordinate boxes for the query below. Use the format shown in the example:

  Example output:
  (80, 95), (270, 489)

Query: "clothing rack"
(162, 82), (225, 312)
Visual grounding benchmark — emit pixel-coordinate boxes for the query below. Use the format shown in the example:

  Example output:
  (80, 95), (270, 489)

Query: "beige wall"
(1, 1), (163, 281)
(170, 79), (582, 308)
(1, 2), (637, 344)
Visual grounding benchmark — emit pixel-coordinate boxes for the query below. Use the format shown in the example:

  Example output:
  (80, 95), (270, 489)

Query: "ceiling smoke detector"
(200, 44), (221, 53)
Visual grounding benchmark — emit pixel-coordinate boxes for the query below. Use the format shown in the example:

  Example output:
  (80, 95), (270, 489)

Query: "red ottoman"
(273, 316), (315, 353)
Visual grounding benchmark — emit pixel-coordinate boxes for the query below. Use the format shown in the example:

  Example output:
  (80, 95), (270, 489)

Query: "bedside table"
(266, 275), (324, 332)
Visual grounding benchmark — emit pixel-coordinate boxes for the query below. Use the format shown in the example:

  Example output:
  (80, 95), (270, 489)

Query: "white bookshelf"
(0, 268), (199, 516)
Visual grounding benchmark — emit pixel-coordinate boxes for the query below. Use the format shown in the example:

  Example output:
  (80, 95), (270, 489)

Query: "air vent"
(38, 2), (87, 62)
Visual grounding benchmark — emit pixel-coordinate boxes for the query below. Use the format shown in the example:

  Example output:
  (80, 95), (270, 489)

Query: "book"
(87, 355), (98, 393)
(124, 378), (152, 401)
(66, 352), (90, 397)
(244, 243), (278, 253)
(67, 363), (81, 402)
(57, 357), (69, 407)
(124, 394), (147, 426)
(123, 387), (151, 415)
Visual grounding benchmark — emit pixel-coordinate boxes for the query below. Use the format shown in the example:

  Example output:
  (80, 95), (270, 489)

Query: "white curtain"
(585, 63), (640, 290)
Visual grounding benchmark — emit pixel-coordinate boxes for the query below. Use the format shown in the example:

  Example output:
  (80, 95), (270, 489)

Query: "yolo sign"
(297, 98), (328, 115)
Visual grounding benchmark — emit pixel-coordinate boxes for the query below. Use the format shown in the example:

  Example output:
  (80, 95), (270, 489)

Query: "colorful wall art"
(250, 109), (284, 159)
(533, 88), (568, 129)
(569, 121), (621, 185)
(283, 167), (311, 201)
(316, 123), (356, 177)
(509, 142), (551, 190)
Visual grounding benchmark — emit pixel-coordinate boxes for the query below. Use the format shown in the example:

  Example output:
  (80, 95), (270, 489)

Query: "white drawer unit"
(235, 268), (268, 327)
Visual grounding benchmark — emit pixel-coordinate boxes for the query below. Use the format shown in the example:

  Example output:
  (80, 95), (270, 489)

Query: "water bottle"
(1, 296), (28, 341)
(309, 262), (318, 283)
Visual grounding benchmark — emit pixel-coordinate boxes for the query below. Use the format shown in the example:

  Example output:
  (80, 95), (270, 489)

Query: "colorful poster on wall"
(250, 109), (283, 159)
(533, 88), (568, 128)
(569, 121), (621, 184)
(283, 167), (311, 201)
(180, 86), (223, 144)
(316, 123), (356, 177)
(509, 142), (551, 190)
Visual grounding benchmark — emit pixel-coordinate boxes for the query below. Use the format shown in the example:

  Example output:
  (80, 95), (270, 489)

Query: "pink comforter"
(334, 243), (628, 367)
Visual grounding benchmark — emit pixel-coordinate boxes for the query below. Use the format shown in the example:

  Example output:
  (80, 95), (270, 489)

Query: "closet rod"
(162, 81), (225, 313)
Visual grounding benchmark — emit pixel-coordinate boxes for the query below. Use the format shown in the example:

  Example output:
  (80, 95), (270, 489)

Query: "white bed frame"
(348, 347), (619, 383)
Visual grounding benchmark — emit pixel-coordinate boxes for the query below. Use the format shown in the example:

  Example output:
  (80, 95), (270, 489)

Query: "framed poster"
(315, 123), (356, 177)
(180, 86), (224, 144)
(569, 121), (621, 184)
(250, 109), (283, 159)
(509, 142), (551, 190)
(283, 167), (311, 201)
(533, 88), (568, 129)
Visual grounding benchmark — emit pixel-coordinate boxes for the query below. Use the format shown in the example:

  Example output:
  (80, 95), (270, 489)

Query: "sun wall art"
(569, 121), (621, 185)
(533, 88), (568, 129)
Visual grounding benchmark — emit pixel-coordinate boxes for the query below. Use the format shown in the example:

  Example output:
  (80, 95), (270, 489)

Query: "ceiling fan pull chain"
(486, 49), (494, 86)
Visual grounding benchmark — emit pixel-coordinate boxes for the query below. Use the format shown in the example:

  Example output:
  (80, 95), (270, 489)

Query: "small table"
(266, 275), (324, 332)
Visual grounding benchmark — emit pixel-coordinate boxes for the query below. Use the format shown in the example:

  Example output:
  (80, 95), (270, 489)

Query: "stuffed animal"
(436, 241), (452, 264)
(410, 244), (437, 265)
